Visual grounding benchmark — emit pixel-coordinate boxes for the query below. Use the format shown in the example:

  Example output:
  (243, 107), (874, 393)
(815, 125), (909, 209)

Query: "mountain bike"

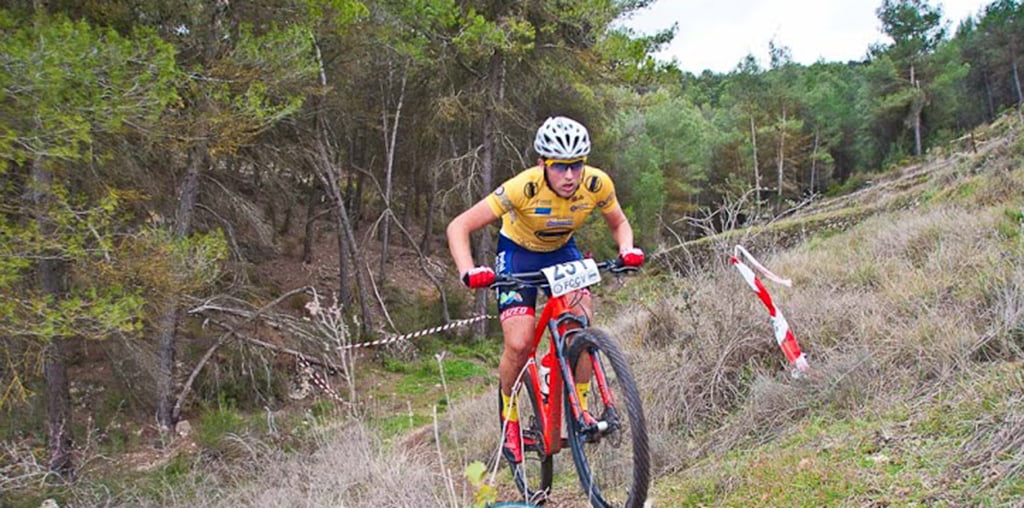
(488, 258), (650, 507)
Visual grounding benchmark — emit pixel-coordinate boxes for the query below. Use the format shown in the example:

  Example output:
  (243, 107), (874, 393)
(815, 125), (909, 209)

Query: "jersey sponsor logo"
(494, 186), (505, 196)
(598, 192), (616, 208)
(587, 176), (602, 193)
(570, 203), (592, 212)
(535, 227), (572, 239)
(546, 218), (573, 227)
(570, 194), (585, 202)
(524, 181), (537, 199)
(535, 207), (552, 215)
(597, 192), (615, 208)
(498, 290), (524, 305)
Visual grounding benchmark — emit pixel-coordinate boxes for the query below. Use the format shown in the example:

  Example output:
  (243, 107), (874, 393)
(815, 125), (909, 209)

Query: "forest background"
(1, 0), (1023, 504)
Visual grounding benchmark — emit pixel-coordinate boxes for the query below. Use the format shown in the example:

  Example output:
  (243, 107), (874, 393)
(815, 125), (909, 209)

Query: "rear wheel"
(565, 329), (649, 508)
(509, 371), (553, 504)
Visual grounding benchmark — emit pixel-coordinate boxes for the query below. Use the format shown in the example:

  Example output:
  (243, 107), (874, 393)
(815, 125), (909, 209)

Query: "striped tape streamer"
(730, 246), (810, 375)
(336, 314), (495, 351)
(296, 355), (348, 404)
(296, 315), (494, 403)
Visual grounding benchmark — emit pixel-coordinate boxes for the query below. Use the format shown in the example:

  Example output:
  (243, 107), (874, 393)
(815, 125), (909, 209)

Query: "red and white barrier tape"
(299, 314), (494, 403)
(336, 314), (494, 351)
(296, 355), (348, 405)
(730, 246), (810, 375)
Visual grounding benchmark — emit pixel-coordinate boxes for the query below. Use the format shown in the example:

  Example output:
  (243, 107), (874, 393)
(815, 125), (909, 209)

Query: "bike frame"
(521, 290), (616, 456)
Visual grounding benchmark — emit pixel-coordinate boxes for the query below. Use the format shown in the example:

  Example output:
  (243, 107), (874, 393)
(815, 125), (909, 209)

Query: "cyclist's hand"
(461, 266), (496, 288)
(619, 247), (645, 267)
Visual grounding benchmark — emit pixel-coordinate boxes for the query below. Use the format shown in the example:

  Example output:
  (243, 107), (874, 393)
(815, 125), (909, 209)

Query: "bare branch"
(173, 286), (312, 420)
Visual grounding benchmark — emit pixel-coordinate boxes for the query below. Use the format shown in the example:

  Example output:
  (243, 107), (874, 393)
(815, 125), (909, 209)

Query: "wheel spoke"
(565, 329), (649, 508)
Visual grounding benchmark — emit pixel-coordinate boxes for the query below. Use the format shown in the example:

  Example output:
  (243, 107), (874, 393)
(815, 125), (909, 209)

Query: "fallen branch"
(205, 318), (339, 372)
(173, 286), (311, 421)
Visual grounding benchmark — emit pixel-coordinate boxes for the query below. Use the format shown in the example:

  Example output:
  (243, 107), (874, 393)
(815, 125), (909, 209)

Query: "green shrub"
(196, 405), (247, 449)
(996, 206), (1024, 240)
(382, 356), (410, 373)
(826, 172), (872, 197)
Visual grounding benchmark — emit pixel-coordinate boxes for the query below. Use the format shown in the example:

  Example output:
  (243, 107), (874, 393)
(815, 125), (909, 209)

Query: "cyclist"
(446, 116), (644, 469)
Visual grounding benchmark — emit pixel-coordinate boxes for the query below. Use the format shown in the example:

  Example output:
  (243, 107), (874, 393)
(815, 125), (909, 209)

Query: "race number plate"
(541, 259), (601, 297)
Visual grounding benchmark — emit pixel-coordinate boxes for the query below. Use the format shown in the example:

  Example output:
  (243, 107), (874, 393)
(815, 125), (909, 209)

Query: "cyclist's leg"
(499, 313), (535, 396)
(495, 235), (539, 464)
(496, 235), (539, 400)
(498, 313), (534, 464)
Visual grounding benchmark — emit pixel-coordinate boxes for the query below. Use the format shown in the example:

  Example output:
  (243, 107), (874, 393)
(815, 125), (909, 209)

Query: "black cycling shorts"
(494, 234), (582, 320)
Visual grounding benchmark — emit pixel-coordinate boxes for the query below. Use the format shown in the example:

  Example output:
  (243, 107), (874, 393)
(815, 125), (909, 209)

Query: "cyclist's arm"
(601, 202), (635, 255)
(447, 198), (501, 275)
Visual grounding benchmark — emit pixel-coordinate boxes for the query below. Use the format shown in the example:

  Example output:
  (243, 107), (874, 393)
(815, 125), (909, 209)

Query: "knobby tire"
(565, 328), (650, 508)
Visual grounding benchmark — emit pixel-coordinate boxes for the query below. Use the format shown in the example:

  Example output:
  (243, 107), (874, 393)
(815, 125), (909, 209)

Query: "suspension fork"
(590, 348), (616, 410)
(549, 308), (597, 427)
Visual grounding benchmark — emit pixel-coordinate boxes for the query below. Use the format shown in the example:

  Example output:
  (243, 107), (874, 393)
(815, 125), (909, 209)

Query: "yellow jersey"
(485, 165), (618, 252)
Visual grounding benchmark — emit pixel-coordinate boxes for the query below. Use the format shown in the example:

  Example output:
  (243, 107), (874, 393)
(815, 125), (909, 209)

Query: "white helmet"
(534, 116), (591, 159)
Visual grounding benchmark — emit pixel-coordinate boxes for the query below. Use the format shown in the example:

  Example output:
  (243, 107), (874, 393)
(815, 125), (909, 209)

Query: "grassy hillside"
(627, 114), (1024, 506)
(188, 117), (1023, 507)
(15, 117), (1023, 508)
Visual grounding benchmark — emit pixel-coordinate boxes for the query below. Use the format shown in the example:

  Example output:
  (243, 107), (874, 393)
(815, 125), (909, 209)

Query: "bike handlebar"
(489, 258), (639, 290)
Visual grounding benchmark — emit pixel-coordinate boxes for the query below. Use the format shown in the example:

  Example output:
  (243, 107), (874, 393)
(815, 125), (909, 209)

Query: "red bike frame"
(520, 290), (616, 456)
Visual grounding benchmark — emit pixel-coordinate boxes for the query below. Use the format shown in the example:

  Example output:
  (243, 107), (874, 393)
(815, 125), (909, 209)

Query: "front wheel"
(565, 328), (650, 508)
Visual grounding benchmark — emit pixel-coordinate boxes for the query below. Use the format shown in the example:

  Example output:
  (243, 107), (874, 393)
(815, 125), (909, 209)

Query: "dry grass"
(619, 201), (1024, 468)
(114, 420), (461, 508)
(593, 124), (1024, 504)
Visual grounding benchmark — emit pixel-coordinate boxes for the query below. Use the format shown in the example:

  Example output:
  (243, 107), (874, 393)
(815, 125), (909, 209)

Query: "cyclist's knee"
(501, 316), (533, 359)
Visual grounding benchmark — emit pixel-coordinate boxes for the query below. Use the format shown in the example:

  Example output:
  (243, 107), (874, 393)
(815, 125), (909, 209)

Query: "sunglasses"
(544, 158), (586, 173)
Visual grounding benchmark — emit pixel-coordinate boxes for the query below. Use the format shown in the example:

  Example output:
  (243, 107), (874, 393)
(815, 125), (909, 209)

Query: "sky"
(621, 0), (992, 74)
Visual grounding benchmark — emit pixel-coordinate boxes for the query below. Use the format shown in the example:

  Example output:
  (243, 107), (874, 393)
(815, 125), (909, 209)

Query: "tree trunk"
(810, 128), (819, 195)
(983, 71), (996, 122)
(302, 182), (319, 264)
(420, 161), (438, 256)
(158, 143), (207, 429)
(44, 337), (73, 476)
(32, 160), (74, 477)
(913, 110), (923, 157)
(311, 35), (373, 333)
(750, 115), (761, 208)
(344, 173), (357, 227)
(777, 106), (786, 199)
(910, 64), (923, 157)
(379, 60), (407, 277)
(475, 53), (504, 337)
(277, 186), (293, 237)
(1012, 57), (1023, 124)
(353, 171), (365, 225)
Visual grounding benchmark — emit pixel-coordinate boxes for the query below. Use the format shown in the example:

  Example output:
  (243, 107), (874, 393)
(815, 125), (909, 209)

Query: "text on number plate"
(541, 259), (601, 297)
